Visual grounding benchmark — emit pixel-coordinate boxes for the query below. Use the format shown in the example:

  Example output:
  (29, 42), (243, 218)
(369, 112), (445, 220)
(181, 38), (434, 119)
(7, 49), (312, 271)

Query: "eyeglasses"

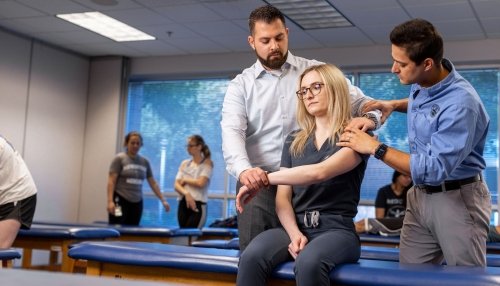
(186, 144), (198, 148)
(296, 82), (324, 100)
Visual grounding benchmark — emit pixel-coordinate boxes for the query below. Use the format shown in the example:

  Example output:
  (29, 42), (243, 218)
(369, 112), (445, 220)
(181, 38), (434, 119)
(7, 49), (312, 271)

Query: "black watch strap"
(374, 143), (388, 160)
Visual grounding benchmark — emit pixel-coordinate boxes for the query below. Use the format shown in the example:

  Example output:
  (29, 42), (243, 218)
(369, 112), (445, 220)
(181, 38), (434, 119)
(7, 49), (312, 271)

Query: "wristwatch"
(363, 113), (380, 129)
(374, 143), (388, 160)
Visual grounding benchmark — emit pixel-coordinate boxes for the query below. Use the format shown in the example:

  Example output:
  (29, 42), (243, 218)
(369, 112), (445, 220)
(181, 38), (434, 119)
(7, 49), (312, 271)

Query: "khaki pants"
(400, 181), (491, 266)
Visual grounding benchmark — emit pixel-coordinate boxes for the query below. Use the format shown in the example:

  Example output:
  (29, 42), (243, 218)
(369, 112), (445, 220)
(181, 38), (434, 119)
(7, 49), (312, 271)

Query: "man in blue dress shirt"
(338, 18), (491, 266)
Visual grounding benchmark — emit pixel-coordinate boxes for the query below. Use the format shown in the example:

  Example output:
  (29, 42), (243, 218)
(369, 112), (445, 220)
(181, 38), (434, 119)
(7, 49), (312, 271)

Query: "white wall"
(130, 38), (500, 78)
(0, 29), (90, 222)
(79, 57), (125, 223)
(0, 30), (31, 150)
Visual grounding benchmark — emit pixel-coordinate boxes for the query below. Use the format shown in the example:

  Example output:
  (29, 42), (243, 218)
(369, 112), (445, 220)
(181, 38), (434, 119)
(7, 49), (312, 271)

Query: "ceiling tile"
(403, 1), (475, 22)
(17, 0), (89, 14)
(0, 1), (45, 18)
(470, 0), (500, 19)
(168, 36), (230, 54)
(0, 0), (496, 58)
(184, 20), (247, 37)
(154, 3), (223, 23)
(105, 8), (173, 26)
(306, 27), (374, 47)
(434, 19), (486, 40)
(71, 0), (142, 11)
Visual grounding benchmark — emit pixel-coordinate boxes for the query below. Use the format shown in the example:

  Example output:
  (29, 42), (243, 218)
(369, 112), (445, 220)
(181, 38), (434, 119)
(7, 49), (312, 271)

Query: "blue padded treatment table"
(359, 233), (500, 254)
(13, 225), (119, 272)
(274, 258), (500, 286)
(190, 240), (500, 267)
(35, 220), (202, 245)
(69, 241), (240, 285)
(68, 241), (500, 286)
(198, 227), (238, 240)
(359, 233), (401, 247)
(360, 246), (500, 267)
(191, 237), (240, 250)
(107, 226), (202, 245)
(0, 249), (21, 268)
(487, 242), (500, 254)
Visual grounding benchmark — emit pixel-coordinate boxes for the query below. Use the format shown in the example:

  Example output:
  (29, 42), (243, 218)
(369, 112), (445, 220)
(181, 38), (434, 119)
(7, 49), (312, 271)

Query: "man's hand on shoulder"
(346, 116), (375, 132)
(362, 100), (398, 125)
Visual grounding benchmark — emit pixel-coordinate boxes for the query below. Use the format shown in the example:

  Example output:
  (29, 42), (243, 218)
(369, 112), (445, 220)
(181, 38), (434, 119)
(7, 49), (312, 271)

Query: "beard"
(256, 50), (288, 70)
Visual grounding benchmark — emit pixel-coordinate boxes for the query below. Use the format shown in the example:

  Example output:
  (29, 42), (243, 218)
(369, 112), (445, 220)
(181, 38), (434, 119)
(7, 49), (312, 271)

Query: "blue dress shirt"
(408, 59), (490, 185)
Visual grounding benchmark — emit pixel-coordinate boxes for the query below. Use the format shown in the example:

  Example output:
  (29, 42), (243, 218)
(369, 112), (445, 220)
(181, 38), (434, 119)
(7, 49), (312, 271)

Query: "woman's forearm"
(269, 148), (361, 186)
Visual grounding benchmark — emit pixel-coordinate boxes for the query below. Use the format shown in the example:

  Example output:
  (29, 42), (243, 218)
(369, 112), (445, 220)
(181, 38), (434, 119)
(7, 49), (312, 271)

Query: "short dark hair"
(124, 131), (143, 147)
(248, 5), (286, 35)
(392, 170), (404, 184)
(390, 18), (443, 65)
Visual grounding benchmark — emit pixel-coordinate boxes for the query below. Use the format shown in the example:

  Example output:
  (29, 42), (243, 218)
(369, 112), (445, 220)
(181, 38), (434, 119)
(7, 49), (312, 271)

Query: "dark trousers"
(108, 193), (143, 226)
(236, 181), (280, 252)
(237, 213), (360, 286)
(177, 197), (207, 228)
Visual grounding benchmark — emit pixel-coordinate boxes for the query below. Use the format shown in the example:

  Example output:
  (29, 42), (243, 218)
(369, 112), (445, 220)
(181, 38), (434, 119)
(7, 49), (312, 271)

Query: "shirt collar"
(412, 58), (456, 96)
(253, 51), (296, 79)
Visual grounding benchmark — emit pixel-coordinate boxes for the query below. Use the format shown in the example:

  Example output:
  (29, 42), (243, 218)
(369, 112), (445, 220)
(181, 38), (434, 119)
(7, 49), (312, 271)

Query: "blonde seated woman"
(236, 64), (369, 286)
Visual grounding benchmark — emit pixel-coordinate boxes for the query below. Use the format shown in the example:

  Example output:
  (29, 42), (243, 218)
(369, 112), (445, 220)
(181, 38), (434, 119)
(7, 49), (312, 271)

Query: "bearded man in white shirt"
(221, 5), (381, 251)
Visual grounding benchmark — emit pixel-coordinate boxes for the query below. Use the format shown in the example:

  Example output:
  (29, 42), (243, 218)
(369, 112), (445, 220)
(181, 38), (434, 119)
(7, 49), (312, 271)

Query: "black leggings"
(177, 197), (207, 228)
(108, 193), (143, 226)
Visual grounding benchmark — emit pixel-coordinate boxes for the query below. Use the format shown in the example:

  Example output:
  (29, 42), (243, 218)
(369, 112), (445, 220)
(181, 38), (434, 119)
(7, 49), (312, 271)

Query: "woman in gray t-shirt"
(107, 131), (170, 225)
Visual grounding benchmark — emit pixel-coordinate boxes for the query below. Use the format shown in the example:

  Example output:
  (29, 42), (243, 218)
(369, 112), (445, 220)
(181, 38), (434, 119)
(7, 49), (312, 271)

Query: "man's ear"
(423, 58), (434, 72)
(248, 35), (255, 50)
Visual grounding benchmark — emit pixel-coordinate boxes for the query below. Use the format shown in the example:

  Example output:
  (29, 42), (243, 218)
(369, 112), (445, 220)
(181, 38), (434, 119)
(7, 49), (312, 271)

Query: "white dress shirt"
(221, 52), (378, 179)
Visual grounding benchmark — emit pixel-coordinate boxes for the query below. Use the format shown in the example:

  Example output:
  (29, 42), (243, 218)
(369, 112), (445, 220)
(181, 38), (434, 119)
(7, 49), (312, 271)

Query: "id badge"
(114, 205), (122, 217)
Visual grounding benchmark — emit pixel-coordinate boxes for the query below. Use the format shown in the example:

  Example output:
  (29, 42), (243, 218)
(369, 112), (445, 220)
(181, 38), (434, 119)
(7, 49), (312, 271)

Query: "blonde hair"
(290, 64), (351, 156)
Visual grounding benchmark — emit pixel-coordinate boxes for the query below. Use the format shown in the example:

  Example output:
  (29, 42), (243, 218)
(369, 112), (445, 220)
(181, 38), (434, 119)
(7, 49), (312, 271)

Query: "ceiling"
(0, 0), (499, 58)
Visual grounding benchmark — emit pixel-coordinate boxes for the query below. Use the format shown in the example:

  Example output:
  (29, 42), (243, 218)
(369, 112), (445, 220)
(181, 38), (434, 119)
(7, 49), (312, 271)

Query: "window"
(126, 79), (231, 227)
(358, 72), (411, 202)
(125, 68), (499, 227)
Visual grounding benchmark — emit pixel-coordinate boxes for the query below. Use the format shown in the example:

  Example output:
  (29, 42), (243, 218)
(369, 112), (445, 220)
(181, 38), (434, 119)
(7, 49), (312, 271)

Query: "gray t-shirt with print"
(109, 152), (153, 203)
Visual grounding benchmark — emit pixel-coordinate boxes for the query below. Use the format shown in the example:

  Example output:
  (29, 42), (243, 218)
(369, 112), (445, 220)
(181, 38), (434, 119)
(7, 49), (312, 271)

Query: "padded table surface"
(69, 241), (240, 273)
(17, 225), (120, 238)
(0, 249), (21, 260)
(191, 237), (240, 250)
(69, 241), (500, 286)
(201, 227), (238, 237)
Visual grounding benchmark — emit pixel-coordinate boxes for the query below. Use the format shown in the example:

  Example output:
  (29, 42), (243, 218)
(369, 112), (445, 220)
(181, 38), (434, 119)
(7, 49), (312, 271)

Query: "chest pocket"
(413, 104), (439, 143)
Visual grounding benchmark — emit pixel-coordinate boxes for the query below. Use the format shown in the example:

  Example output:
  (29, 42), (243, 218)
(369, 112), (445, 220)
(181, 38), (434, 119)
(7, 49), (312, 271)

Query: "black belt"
(420, 175), (481, 194)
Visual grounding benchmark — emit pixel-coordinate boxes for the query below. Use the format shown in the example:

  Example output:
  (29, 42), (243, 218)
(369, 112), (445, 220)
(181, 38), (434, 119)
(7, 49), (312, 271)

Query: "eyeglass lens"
(297, 82), (323, 99)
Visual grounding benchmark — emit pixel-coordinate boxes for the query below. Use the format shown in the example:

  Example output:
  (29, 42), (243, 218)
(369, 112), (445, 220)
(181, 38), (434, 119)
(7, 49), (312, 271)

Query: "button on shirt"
(408, 59), (489, 185)
(221, 51), (377, 178)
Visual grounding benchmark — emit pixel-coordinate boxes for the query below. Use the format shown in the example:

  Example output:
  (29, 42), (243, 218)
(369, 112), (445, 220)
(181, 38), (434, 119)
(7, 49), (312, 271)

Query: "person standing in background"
(0, 135), (37, 248)
(107, 131), (170, 225)
(175, 135), (213, 228)
(221, 4), (381, 251)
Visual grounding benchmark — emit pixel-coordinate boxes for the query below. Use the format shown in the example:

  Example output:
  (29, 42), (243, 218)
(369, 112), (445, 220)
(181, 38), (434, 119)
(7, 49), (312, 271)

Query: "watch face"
(375, 144), (387, 159)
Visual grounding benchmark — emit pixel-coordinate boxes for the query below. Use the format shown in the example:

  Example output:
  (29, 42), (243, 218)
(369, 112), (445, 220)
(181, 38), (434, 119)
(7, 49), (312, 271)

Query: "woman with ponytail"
(174, 135), (213, 228)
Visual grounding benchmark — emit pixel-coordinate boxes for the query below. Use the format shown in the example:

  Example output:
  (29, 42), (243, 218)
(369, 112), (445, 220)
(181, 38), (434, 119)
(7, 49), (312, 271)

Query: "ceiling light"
(56, 12), (155, 42)
(263, 0), (352, 30)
